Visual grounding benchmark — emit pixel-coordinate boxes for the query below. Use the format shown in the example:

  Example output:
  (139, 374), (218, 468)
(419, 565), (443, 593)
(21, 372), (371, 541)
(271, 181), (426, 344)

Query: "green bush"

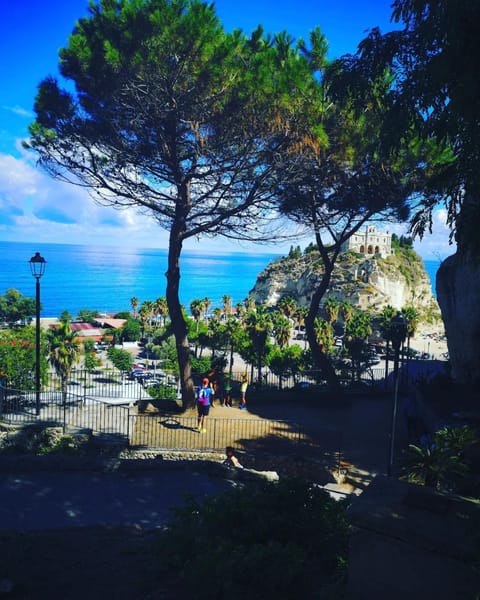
(402, 425), (479, 491)
(160, 478), (350, 599)
(147, 384), (177, 400)
(0, 425), (90, 456)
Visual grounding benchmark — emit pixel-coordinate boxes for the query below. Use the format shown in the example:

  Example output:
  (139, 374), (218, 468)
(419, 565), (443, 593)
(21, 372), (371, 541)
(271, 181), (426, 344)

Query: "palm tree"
(324, 297), (340, 326)
(379, 305), (396, 386)
(344, 312), (372, 381)
(244, 295), (256, 313)
(293, 305), (309, 348)
(401, 306), (420, 354)
(130, 296), (139, 319)
(190, 299), (203, 333)
(340, 301), (355, 327)
(245, 306), (272, 384)
(278, 296), (297, 319)
(202, 297), (211, 321)
(48, 319), (80, 404)
(272, 313), (292, 349)
(224, 316), (242, 378)
(138, 301), (153, 337)
(235, 302), (246, 322)
(154, 296), (169, 327)
(313, 317), (334, 355)
(222, 294), (232, 319)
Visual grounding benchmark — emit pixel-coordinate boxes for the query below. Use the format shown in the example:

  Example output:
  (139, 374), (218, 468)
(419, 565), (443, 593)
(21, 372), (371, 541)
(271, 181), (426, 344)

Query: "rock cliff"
(250, 248), (439, 317)
(436, 252), (480, 386)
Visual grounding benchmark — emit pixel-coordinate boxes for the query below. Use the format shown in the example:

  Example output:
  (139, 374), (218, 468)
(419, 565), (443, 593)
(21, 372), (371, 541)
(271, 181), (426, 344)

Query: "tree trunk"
(166, 228), (195, 410)
(305, 267), (341, 392)
(384, 339), (390, 390)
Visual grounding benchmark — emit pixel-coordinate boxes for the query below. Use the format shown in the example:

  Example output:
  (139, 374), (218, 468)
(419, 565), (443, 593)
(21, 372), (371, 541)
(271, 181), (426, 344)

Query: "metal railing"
(13, 364), (392, 409)
(0, 387), (131, 441)
(0, 383), (341, 460)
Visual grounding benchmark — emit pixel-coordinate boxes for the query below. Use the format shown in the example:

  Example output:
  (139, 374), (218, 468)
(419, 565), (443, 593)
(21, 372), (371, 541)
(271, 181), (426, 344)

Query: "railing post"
(126, 405), (131, 446)
(0, 381), (4, 417)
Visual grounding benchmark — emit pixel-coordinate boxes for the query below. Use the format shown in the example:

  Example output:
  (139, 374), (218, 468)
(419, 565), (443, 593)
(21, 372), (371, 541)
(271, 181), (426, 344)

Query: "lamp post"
(29, 252), (46, 416)
(146, 334), (152, 371)
(387, 311), (407, 476)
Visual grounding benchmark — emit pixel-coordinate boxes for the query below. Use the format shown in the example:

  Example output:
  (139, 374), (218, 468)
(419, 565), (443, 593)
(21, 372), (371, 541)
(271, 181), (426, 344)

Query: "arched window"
(360, 245), (365, 253)
(367, 245), (373, 254)
(375, 245), (380, 254)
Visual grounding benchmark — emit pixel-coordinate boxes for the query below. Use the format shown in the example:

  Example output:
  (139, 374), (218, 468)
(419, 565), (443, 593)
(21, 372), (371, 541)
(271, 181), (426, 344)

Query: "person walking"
(239, 373), (248, 410)
(222, 374), (232, 407)
(196, 377), (213, 433)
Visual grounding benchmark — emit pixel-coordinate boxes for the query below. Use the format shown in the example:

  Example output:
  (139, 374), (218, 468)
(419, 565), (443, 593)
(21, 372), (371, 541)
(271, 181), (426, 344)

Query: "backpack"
(197, 387), (207, 404)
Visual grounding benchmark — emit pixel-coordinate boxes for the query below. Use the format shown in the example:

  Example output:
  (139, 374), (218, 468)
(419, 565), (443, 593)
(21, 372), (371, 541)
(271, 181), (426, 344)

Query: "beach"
(409, 324), (448, 360)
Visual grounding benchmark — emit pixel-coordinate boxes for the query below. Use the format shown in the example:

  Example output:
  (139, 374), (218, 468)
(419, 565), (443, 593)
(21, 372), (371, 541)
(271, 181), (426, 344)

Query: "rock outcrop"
(250, 248), (439, 316)
(436, 252), (480, 386)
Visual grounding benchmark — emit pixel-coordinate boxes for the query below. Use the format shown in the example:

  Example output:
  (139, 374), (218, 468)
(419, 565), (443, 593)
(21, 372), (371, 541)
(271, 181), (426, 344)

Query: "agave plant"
(402, 425), (479, 490)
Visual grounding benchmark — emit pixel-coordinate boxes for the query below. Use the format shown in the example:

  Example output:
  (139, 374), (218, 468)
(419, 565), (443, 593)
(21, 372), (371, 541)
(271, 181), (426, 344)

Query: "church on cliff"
(341, 225), (393, 259)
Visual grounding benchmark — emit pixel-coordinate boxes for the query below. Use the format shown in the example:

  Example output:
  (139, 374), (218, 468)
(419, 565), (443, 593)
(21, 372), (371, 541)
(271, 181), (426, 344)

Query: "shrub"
(0, 425), (90, 456)
(160, 478), (350, 599)
(402, 425), (479, 491)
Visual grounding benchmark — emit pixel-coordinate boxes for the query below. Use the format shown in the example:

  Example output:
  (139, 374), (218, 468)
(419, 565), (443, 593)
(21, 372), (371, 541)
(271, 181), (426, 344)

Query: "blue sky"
(0, 0), (454, 259)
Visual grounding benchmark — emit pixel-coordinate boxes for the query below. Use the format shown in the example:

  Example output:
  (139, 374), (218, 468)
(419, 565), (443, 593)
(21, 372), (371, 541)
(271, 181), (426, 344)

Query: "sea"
(1, 241), (442, 318)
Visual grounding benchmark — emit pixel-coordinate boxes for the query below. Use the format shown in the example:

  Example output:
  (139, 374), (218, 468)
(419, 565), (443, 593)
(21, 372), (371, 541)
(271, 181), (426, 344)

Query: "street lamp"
(147, 334), (152, 370)
(387, 311), (407, 476)
(29, 252), (46, 416)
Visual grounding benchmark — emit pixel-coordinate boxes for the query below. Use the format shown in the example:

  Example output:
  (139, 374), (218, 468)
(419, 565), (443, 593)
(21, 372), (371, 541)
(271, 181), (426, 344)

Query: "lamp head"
(29, 252), (47, 279)
(390, 311), (407, 350)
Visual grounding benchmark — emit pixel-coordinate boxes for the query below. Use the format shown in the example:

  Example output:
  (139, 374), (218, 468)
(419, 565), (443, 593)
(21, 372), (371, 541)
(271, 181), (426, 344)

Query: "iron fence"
(129, 413), (337, 454)
(15, 364), (391, 406)
(0, 387), (131, 441)
(0, 382), (342, 461)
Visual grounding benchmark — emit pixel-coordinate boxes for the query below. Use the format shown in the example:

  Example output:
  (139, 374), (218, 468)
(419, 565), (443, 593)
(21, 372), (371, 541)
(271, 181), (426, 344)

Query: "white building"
(341, 225), (392, 258)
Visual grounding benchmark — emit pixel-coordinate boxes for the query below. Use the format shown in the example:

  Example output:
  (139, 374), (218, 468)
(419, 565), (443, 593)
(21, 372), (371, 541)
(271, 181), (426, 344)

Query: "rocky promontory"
(250, 247), (439, 318)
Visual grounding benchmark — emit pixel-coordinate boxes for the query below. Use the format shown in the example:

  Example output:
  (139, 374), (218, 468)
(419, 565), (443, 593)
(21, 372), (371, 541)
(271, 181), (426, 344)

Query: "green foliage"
(106, 347), (133, 373)
(0, 425), (90, 456)
(0, 289), (36, 326)
(402, 425), (479, 491)
(288, 245), (302, 259)
(114, 311), (131, 319)
(47, 320), (81, 392)
(0, 326), (48, 389)
(59, 310), (72, 324)
(76, 309), (99, 324)
(190, 354), (213, 376)
(391, 233), (413, 250)
(147, 384), (177, 400)
(121, 318), (141, 342)
(149, 336), (179, 372)
(267, 344), (305, 380)
(161, 478), (350, 599)
(84, 351), (101, 373)
(27, 0), (326, 408)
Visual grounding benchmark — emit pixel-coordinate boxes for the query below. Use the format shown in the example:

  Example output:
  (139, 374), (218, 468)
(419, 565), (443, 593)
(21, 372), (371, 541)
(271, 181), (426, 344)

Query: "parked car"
(135, 371), (154, 381)
(143, 378), (163, 388)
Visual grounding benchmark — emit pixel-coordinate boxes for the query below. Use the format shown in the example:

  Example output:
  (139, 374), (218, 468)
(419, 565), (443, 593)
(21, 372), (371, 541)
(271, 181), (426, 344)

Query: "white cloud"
(0, 152), (167, 247)
(0, 151), (458, 259)
(1, 105), (33, 118)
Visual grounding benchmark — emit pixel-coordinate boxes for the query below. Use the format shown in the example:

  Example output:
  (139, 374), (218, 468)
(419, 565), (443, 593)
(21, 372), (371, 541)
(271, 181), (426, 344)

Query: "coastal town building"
(341, 225), (392, 258)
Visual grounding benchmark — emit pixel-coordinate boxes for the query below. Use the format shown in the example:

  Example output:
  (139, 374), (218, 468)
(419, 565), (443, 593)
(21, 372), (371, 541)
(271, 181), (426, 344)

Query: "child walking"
(196, 377), (213, 433)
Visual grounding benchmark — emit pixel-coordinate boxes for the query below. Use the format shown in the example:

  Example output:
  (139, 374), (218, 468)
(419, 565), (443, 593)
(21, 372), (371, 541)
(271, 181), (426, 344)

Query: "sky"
(0, 0), (455, 260)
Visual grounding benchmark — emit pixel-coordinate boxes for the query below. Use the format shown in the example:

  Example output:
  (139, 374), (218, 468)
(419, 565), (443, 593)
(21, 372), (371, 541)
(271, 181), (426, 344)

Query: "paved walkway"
(0, 468), (232, 531)
(0, 393), (406, 531)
